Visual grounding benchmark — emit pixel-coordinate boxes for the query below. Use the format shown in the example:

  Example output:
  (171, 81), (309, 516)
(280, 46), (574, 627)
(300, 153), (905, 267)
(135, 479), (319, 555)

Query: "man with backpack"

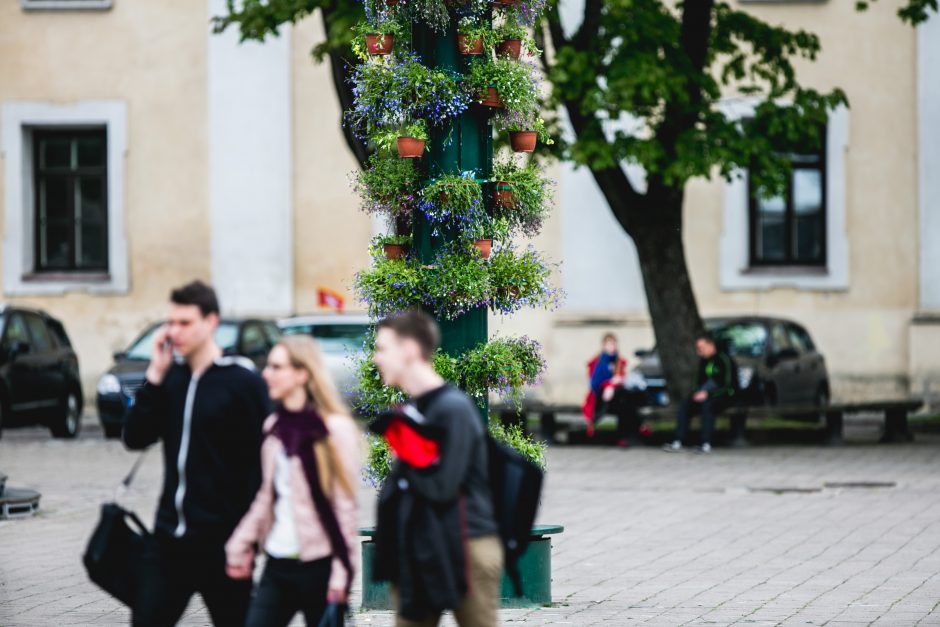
(664, 331), (737, 454)
(123, 281), (270, 626)
(370, 310), (502, 627)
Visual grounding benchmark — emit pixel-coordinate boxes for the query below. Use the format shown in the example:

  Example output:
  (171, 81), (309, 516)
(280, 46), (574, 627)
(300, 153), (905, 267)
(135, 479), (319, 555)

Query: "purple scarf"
(271, 405), (353, 593)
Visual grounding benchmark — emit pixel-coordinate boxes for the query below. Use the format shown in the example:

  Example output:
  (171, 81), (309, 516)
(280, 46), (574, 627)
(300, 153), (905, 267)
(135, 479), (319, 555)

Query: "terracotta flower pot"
(385, 0), (399, 6)
(509, 130), (538, 153)
(492, 181), (515, 209)
(492, 0), (519, 6)
(473, 239), (493, 259)
(479, 87), (504, 108)
(396, 137), (426, 159)
(365, 33), (394, 56)
(383, 243), (409, 260)
(457, 34), (484, 55)
(497, 39), (522, 59)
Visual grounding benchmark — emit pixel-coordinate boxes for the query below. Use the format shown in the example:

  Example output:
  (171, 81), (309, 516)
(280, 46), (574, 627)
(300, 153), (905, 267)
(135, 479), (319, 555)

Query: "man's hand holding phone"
(146, 325), (173, 386)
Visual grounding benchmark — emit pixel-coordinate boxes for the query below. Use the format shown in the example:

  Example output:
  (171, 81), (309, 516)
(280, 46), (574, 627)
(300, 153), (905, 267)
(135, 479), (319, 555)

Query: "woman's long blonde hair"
(276, 334), (355, 498)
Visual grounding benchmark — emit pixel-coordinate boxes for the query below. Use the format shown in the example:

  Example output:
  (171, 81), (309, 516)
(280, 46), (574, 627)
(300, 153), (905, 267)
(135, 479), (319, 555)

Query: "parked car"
(629, 316), (830, 409)
(96, 318), (281, 439)
(0, 305), (83, 439)
(278, 313), (371, 408)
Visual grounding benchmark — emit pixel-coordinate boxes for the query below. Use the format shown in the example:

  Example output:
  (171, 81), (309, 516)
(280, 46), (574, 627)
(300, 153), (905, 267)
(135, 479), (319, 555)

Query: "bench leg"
(880, 409), (914, 443)
(825, 410), (844, 446)
(729, 413), (749, 448)
(540, 412), (557, 442)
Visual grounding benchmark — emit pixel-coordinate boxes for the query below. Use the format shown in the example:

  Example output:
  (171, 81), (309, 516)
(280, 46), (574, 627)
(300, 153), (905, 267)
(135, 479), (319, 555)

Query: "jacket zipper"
(173, 373), (200, 537)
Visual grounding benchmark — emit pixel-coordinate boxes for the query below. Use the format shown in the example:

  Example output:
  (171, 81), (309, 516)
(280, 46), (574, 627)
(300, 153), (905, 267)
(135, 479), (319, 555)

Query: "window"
(23, 313), (53, 353)
(240, 324), (268, 358)
(786, 324), (816, 353)
(32, 129), (109, 273)
(749, 131), (827, 266)
(2, 314), (30, 351)
(770, 323), (792, 354)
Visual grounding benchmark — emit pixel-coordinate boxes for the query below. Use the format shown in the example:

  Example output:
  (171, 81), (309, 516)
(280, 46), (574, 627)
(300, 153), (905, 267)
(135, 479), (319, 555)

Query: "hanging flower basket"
(383, 243), (410, 260)
(473, 239), (493, 259)
(364, 33), (394, 56)
(397, 137), (426, 158)
(492, 181), (516, 209)
(509, 131), (537, 153)
(497, 39), (522, 60)
(479, 87), (504, 108)
(457, 34), (484, 55)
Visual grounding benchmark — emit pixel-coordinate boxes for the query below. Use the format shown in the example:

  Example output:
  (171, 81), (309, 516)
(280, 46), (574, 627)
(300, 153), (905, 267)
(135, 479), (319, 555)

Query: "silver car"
(277, 313), (372, 405)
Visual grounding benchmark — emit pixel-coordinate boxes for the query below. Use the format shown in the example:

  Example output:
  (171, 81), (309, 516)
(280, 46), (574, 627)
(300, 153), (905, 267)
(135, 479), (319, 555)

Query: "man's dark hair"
(377, 310), (440, 360)
(696, 331), (716, 345)
(170, 280), (220, 317)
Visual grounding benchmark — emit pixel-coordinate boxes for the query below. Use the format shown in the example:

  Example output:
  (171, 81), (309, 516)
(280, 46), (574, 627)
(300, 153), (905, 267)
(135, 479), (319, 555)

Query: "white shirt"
(265, 448), (301, 558)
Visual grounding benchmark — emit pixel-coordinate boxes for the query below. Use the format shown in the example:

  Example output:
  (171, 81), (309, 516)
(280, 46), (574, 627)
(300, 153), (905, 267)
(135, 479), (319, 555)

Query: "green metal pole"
(413, 14), (492, 421)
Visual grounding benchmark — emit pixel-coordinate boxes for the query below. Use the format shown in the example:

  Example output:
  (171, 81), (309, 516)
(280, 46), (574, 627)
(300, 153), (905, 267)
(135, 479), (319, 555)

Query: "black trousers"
(594, 388), (641, 441)
(132, 534), (252, 627)
(675, 396), (732, 446)
(245, 555), (339, 627)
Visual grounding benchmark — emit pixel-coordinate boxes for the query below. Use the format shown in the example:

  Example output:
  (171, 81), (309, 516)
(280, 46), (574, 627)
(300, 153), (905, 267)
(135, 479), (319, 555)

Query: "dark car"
(629, 316), (830, 409)
(96, 318), (281, 438)
(0, 305), (83, 439)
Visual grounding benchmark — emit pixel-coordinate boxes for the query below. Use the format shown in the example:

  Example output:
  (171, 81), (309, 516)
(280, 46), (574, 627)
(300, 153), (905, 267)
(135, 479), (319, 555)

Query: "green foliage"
(375, 233), (412, 246)
(855, 0), (937, 24)
(365, 434), (393, 486)
(546, 0), (849, 196)
(465, 57), (541, 115)
(491, 160), (553, 236)
(354, 254), (424, 317)
(424, 245), (492, 318)
(488, 421), (546, 470)
(352, 154), (420, 219)
(459, 336), (546, 405)
(457, 16), (498, 49)
(418, 173), (487, 237)
(400, 119), (429, 141)
(493, 21), (540, 56)
(486, 245), (557, 314)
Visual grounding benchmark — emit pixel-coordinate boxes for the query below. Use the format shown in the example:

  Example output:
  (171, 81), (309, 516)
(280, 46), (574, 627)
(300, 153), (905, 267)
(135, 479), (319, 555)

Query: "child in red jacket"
(583, 333), (642, 445)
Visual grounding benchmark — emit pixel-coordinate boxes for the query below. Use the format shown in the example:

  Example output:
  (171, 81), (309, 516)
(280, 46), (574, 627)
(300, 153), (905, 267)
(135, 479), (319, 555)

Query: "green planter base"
(359, 524), (564, 610)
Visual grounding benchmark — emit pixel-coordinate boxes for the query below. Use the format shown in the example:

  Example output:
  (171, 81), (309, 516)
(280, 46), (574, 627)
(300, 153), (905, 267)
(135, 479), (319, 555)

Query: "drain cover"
(823, 481), (896, 489)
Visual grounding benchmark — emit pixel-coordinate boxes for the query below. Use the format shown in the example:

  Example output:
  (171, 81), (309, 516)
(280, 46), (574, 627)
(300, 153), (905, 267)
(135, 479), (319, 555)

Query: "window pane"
(78, 178), (106, 222)
(77, 136), (106, 167)
(40, 137), (71, 169)
(755, 194), (786, 262)
(40, 176), (71, 223)
(793, 169), (824, 262)
(24, 314), (53, 353)
(79, 222), (107, 268)
(42, 224), (73, 269)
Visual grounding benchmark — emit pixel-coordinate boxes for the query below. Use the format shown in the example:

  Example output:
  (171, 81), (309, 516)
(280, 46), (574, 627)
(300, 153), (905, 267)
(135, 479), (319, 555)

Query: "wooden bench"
(494, 398), (924, 446)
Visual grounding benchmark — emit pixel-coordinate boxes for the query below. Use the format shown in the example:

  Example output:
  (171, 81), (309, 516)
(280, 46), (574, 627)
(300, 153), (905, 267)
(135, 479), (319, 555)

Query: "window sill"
(742, 265), (829, 277)
(20, 0), (112, 10)
(22, 272), (111, 283)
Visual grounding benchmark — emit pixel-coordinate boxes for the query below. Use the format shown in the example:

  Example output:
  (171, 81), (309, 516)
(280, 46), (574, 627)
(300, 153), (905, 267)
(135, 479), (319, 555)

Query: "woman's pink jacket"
(225, 413), (362, 592)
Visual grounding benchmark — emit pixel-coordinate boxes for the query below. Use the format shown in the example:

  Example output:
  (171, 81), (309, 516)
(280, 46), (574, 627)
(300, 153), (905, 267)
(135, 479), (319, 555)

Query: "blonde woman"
(226, 335), (361, 627)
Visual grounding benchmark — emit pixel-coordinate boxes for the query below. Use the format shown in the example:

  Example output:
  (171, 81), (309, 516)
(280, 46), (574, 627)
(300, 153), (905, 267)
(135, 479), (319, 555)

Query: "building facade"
(1, 0), (937, 406)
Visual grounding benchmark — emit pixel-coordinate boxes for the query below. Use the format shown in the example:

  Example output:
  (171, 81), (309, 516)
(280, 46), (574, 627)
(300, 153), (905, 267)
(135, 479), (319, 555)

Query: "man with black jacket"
(665, 332), (737, 454)
(123, 281), (270, 626)
(371, 310), (502, 627)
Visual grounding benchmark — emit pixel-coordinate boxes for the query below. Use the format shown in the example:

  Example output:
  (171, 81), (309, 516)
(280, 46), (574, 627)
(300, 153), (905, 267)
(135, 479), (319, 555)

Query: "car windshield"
(711, 322), (768, 358)
(124, 323), (239, 360)
(281, 322), (370, 354)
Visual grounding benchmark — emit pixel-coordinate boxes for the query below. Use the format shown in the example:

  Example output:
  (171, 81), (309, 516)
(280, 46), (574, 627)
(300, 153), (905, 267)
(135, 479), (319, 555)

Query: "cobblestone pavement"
(1, 418), (939, 626)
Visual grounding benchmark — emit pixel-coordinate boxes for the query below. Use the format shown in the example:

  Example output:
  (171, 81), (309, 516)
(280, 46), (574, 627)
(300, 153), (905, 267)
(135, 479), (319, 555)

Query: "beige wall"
(291, 14), (373, 315)
(0, 0), (211, 396)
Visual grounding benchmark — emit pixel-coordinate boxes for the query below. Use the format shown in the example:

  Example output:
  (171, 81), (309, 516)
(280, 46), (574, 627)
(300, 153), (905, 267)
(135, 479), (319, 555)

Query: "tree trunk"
(631, 209), (704, 402)
(321, 8), (370, 169)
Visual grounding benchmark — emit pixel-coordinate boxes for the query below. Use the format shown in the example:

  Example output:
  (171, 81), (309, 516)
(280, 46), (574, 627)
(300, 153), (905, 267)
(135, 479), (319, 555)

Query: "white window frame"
(719, 102), (849, 291)
(20, 0), (112, 10)
(1, 101), (129, 295)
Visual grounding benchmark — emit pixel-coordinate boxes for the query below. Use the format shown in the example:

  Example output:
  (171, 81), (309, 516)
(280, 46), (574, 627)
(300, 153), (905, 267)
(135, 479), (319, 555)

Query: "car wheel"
(811, 386), (830, 423)
(103, 423), (123, 439)
(50, 390), (82, 439)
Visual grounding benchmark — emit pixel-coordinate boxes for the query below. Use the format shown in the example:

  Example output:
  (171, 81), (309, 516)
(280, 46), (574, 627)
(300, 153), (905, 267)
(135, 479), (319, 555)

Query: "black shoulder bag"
(83, 452), (151, 606)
